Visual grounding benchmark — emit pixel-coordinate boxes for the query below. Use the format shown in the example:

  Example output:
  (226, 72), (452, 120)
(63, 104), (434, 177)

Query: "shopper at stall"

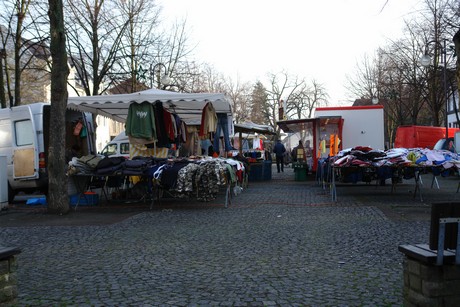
(291, 140), (306, 162)
(273, 139), (286, 173)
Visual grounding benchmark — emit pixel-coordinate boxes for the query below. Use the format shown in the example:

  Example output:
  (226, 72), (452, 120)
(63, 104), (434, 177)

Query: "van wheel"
(40, 188), (48, 201)
(7, 184), (15, 204)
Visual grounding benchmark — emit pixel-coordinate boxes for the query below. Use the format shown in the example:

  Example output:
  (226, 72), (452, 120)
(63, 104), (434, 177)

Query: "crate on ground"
(70, 191), (99, 206)
(293, 162), (308, 181)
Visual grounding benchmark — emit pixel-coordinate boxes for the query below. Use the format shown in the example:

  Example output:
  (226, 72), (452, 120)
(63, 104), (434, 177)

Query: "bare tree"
(157, 19), (196, 91)
(64, 0), (131, 96)
(416, 0), (457, 126)
(0, 25), (9, 108)
(0, 17), (14, 107)
(347, 0), (459, 142)
(12, 0), (31, 106)
(114, 0), (161, 92)
(378, 32), (428, 125)
(264, 71), (304, 136)
(443, 0), (460, 127)
(0, 0), (51, 107)
(222, 76), (252, 124)
(47, 0), (70, 214)
(289, 79), (328, 119)
(454, 30), (460, 125)
(172, 60), (204, 92)
(192, 63), (227, 93)
(345, 53), (380, 101)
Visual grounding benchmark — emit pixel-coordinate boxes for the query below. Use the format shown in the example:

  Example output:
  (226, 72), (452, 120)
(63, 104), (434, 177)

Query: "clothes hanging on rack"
(213, 113), (233, 152)
(153, 101), (169, 147)
(125, 101), (156, 142)
(125, 101), (188, 152)
(199, 102), (217, 137)
(163, 108), (176, 143)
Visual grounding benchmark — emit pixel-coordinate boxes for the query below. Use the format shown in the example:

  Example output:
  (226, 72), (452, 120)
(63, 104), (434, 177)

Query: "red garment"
(353, 146), (373, 152)
(235, 169), (243, 183)
(163, 109), (175, 141)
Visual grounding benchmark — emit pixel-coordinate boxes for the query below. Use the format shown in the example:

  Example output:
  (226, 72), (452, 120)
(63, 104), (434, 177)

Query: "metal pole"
(156, 65), (160, 88)
(442, 39), (449, 143)
(149, 63), (153, 88)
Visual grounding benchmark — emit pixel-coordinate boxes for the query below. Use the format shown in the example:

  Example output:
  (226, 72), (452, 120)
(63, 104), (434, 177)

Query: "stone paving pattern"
(1, 165), (459, 306)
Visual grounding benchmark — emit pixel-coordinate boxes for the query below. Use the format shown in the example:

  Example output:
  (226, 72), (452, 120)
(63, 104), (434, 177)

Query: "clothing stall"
(233, 122), (276, 182)
(277, 118), (317, 175)
(323, 147), (460, 202)
(67, 88), (244, 208)
(276, 108), (460, 202)
(277, 105), (385, 174)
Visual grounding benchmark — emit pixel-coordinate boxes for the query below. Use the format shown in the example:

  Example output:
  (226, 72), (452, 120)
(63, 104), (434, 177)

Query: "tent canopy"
(234, 121), (276, 135)
(67, 88), (233, 125)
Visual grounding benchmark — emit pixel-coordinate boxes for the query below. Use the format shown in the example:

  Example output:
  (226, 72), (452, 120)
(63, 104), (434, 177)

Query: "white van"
(0, 103), (96, 202)
(99, 131), (130, 158)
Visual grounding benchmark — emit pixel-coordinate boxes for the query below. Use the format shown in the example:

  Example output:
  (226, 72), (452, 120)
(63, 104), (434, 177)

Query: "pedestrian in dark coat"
(273, 139), (286, 173)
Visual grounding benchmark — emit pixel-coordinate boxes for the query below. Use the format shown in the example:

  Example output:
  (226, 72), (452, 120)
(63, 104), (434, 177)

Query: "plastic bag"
(73, 121), (83, 136)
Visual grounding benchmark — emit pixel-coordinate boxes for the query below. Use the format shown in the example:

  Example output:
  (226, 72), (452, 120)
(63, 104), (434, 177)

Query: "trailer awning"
(277, 118), (316, 133)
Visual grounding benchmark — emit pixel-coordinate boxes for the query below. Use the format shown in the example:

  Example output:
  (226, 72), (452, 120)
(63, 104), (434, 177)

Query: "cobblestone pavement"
(1, 165), (459, 306)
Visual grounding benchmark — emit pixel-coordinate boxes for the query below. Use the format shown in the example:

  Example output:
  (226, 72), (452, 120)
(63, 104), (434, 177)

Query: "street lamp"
(149, 63), (171, 89)
(420, 39), (449, 145)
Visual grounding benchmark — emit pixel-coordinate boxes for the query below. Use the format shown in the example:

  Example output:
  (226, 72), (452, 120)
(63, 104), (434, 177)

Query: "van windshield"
(101, 143), (117, 156)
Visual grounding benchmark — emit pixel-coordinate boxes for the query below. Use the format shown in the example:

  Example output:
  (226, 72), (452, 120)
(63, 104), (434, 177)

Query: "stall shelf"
(233, 122), (276, 182)
(247, 160), (272, 182)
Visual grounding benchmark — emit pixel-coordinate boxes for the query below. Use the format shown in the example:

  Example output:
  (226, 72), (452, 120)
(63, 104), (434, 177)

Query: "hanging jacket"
(126, 101), (156, 141)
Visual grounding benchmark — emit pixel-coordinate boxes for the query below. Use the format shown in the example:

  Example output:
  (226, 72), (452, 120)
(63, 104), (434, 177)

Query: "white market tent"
(234, 121), (275, 135)
(67, 88), (233, 125)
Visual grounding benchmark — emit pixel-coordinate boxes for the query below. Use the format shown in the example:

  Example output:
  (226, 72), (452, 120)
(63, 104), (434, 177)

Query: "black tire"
(7, 183), (15, 204)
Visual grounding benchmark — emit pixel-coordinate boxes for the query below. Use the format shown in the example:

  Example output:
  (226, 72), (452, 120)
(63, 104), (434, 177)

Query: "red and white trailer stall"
(277, 105), (385, 172)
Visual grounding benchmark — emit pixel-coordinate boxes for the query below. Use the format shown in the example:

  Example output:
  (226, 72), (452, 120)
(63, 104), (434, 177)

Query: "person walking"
(273, 139), (286, 173)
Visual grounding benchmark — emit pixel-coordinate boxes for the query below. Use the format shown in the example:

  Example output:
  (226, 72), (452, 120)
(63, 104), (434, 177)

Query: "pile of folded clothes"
(67, 155), (156, 176)
(332, 146), (460, 170)
(328, 146), (459, 183)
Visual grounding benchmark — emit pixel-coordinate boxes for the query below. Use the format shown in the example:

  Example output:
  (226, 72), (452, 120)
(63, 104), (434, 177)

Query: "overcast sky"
(159, 0), (422, 105)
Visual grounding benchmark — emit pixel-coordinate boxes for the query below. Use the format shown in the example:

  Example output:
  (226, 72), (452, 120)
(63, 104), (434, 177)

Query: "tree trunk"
(47, 0), (70, 214)
(0, 56), (6, 108)
(454, 30), (460, 123)
(14, 11), (23, 106)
